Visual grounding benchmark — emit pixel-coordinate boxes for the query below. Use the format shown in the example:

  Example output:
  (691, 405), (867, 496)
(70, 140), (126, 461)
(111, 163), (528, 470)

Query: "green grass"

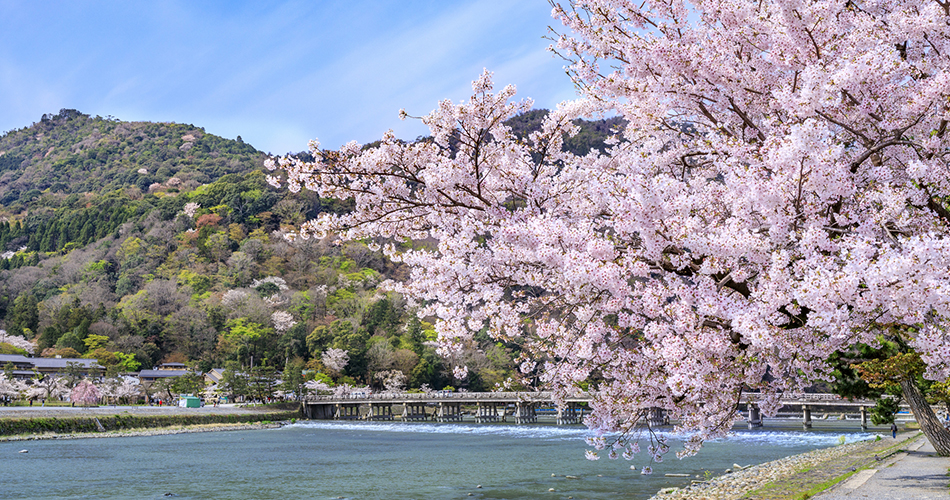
(792, 468), (862, 500)
(745, 433), (921, 500)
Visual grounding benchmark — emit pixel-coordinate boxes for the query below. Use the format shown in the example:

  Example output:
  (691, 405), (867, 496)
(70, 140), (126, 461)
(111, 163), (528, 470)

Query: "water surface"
(0, 419), (890, 499)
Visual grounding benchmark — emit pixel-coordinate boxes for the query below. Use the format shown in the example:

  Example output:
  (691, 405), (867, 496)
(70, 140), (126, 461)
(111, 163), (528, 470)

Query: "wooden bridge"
(301, 391), (887, 430)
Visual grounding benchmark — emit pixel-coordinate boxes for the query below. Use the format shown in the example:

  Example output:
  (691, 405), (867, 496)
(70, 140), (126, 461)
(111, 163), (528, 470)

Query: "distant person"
(891, 421), (898, 438)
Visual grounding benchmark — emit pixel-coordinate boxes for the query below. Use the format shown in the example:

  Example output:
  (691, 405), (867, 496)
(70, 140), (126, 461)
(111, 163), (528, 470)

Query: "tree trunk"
(900, 379), (950, 456)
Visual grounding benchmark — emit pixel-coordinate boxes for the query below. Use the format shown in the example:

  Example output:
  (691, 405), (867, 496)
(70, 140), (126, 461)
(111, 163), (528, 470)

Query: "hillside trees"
(0, 104), (618, 396)
(267, 0), (950, 458)
(0, 110), (266, 209)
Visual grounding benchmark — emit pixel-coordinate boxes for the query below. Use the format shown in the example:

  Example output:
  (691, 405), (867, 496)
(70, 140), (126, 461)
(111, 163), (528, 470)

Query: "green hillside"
(0, 109), (618, 397)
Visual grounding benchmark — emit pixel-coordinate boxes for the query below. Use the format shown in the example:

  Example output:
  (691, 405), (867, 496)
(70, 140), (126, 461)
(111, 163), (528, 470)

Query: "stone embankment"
(0, 421), (284, 441)
(651, 433), (920, 500)
(0, 403), (301, 439)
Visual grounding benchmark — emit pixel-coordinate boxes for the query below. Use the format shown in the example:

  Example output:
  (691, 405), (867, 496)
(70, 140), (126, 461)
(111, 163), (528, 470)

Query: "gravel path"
(650, 433), (923, 499)
(814, 436), (949, 500)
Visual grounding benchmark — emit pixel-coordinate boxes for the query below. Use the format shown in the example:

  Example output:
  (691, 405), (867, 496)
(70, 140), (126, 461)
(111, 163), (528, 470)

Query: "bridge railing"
(303, 391), (566, 403)
(302, 391), (874, 406)
(737, 392), (846, 403)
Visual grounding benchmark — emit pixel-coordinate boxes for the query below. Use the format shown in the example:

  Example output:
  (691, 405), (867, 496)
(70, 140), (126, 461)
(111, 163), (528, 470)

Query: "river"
(0, 419), (890, 499)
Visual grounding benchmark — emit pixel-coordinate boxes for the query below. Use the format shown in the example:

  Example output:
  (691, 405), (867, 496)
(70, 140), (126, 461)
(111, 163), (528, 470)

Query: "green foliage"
(221, 367), (249, 400)
(83, 334), (109, 351)
(171, 372), (206, 395)
(6, 292), (39, 337)
(829, 333), (937, 426)
(870, 397), (901, 425)
(56, 329), (87, 353)
(0, 342), (28, 355)
(114, 352), (141, 372)
(308, 371), (334, 386)
(828, 339), (902, 400)
(281, 359), (307, 401)
(0, 110), (556, 389)
(248, 365), (278, 401)
(504, 109), (625, 156)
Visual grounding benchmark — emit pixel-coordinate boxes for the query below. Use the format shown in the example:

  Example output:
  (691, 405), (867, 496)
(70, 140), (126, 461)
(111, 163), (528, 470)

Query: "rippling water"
(0, 419), (890, 499)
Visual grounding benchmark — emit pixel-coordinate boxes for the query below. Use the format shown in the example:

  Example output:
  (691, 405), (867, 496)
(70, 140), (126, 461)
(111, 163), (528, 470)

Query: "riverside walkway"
(301, 392), (882, 428)
(814, 434), (950, 500)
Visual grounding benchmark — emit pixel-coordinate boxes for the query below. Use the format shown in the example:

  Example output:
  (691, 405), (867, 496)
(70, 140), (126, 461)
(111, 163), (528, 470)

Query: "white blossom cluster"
(182, 202), (201, 218)
(221, 289), (249, 308)
(271, 311), (297, 333)
(321, 348), (349, 375)
(252, 276), (288, 291)
(0, 329), (35, 354)
(267, 0), (950, 464)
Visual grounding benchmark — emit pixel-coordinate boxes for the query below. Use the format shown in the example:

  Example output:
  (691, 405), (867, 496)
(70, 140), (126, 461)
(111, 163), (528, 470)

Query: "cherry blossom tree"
(374, 369), (408, 393)
(182, 202), (201, 218)
(25, 384), (47, 403)
(305, 379), (332, 392)
(268, 0), (950, 458)
(0, 374), (24, 403)
(71, 380), (101, 406)
(321, 348), (349, 377)
(271, 311), (297, 333)
(31, 375), (68, 401)
(332, 383), (370, 397)
(100, 376), (140, 405)
(0, 329), (35, 354)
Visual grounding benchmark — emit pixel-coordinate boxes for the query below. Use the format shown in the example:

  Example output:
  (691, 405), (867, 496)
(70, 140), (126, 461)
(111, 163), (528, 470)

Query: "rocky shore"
(650, 433), (920, 500)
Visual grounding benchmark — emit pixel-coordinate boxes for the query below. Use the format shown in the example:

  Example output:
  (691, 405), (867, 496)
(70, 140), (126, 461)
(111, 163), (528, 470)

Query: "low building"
(0, 354), (104, 379)
(156, 362), (187, 371)
(138, 369), (189, 383)
(204, 367), (226, 386)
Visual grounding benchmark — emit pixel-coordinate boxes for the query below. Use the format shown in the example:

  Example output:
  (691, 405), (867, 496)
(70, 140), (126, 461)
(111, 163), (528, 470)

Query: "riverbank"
(650, 432), (924, 499)
(0, 403), (301, 439)
(0, 421), (286, 441)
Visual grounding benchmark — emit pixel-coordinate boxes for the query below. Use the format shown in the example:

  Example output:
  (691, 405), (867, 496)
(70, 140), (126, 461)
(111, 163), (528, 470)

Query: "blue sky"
(0, 1), (578, 155)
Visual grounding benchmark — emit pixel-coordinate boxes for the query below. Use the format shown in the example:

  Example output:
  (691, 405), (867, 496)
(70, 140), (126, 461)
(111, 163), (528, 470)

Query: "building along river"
(0, 419), (891, 499)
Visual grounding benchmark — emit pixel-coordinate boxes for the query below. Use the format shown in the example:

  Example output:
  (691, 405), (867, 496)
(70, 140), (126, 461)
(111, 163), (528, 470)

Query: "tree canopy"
(268, 0), (950, 459)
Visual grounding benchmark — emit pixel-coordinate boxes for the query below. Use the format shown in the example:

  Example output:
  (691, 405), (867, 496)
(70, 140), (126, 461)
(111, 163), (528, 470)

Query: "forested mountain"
(0, 109), (618, 394)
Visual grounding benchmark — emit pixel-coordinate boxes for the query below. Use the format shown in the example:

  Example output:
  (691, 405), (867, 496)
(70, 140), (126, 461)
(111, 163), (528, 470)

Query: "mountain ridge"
(0, 108), (619, 399)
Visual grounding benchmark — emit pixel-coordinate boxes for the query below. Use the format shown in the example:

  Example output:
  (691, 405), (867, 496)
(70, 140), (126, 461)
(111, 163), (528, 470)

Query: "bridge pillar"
(306, 403), (335, 420)
(802, 405), (812, 429)
(475, 402), (501, 423)
(437, 402), (463, 422)
(747, 405), (762, 429)
(556, 403), (580, 425)
(647, 407), (667, 427)
(860, 406), (868, 431)
(368, 403), (394, 421)
(402, 403), (428, 421)
(334, 403), (361, 420)
(515, 402), (537, 424)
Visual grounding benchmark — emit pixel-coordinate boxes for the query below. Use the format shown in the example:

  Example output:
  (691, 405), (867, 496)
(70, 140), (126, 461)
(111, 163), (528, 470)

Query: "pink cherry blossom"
(270, 0), (950, 458)
(322, 348), (349, 376)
